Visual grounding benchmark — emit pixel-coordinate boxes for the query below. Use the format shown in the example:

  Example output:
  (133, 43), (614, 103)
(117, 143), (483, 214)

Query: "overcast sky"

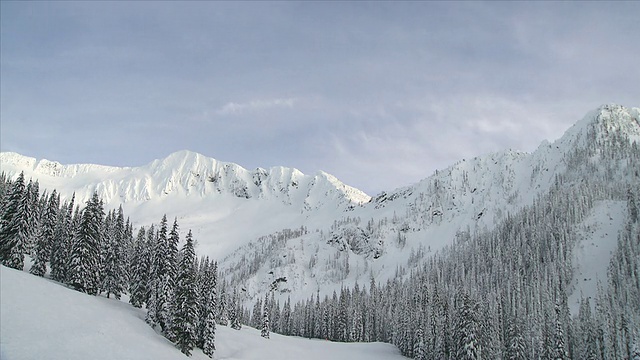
(1, 2), (638, 195)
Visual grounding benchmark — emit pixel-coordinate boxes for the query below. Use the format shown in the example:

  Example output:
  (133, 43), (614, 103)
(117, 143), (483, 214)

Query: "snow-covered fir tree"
(49, 193), (75, 283)
(201, 307), (216, 358)
(147, 215), (175, 336)
(0, 172), (29, 269)
(261, 294), (271, 339)
(29, 190), (58, 276)
(100, 206), (126, 299)
(129, 226), (152, 308)
(196, 257), (217, 351)
(67, 192), (103, 295)
(173, 230), (198, 356)
(229, 287), (242, 330)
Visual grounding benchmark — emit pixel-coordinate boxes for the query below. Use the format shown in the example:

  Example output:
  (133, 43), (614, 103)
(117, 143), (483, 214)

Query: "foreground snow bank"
(0, 266), (405, 360)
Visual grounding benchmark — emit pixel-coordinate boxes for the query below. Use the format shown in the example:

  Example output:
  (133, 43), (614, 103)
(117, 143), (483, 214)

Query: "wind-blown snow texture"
(1, 104), (639, 307)
(0, 265), (405, 360)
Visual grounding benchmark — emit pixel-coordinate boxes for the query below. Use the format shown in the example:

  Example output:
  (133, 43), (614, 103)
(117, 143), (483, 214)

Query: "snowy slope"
(568, 200), (628, 313)
(218, 104), (640, 304)
(1, 104), (638, 305)
(0, 265), (405, 360)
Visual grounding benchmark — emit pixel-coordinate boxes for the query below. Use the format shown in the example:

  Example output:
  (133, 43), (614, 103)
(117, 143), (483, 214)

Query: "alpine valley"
(1, 103), (639, 359)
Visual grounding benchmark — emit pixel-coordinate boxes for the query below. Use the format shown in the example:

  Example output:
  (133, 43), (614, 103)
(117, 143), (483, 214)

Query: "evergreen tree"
(67, 192), (103, 295)
(0, 172), (9, 210)
(173, 230), (198, 356)
(0, 172), (29, 269)
(261, 294), (271, 339)
(280, 296), (292, 335)
(101, 206), (126, 299)
(168, 218), (180, 283)
(24, 179), (40, 255)
(577, 298), (598, 360)
(229, 288), (242, 330)
(50, 193), (74, 283)
(553, 302), (569, 360)
(628, 186), (638, 223)
(506, 316), (526, 360)
(148, 215), (174, 334)
(196, 258), (217, 349)
(454, 291), (481, 360)
(252, 297), (263, 329)
(414, 327), (427, 360)
(30, 190), (58, 276)
(129, 227), (150, 308)
(201, 308), (216, 358)
(218, 286), (229, 326)
(163, 217), (180, 340)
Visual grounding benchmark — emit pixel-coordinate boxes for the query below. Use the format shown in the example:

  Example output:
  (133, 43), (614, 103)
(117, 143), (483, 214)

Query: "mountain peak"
(564, 104), (640, 144)
(0, 150), (370, 210)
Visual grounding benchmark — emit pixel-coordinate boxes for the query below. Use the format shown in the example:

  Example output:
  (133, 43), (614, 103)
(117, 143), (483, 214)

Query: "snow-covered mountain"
(0, 149), (370, 208)
(218, 104), (639, 303)
(1, 104), (639, 306)
(0, 149), (370, 257)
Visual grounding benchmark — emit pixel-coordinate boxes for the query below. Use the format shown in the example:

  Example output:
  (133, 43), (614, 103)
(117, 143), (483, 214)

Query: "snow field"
(0, 265), (406, 360)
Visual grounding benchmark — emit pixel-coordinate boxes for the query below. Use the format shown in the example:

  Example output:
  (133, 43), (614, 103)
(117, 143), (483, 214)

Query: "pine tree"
(101, 206), (126, 299)
(122, 217), (134, 284)
(577, 298), (598, 360)
(628, 186), (638, 223)
(252, 297), (263, 329)
(506, 316), (526, 360)
(24, 179), (40, 255)
(553, 302), (569, 360)
(454, 291), (481, 360)
(50, 193), (74, 283)
(229, 287), (242, 330)
(129, 227), (150, 308)
(0, 172), (29, 269)
(261, 294), (271, 339)
(30, 190), (58, 276)
(281, 296), (292, 335)
(201, 308), (216, 358)
(67, 192), (103, 295)
(0, 172), (9, 210)
(148, 215), (174, 333)
(197, 259), (217, 357)
(218, 287), (229, 326)
(196, 258), (217, 350)
(173, 230), (198, 356)
(162, 217), (180, 339)
(414, 327), (427, 360)
(168, 218), (180, 283)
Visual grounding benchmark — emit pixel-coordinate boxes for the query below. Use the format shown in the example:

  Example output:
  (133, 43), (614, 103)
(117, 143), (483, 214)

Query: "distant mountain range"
(2, 104), (639, 305)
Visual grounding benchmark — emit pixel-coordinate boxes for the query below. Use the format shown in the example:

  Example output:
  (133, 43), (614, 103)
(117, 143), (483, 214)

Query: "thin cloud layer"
(216, 98), (296, 116)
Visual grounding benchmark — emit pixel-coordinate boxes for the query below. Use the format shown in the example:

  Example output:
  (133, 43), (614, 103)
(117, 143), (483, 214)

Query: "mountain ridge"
(0, 149), (371, 208)
(1, 104), (637, 209)
(1, 104), (638, 304)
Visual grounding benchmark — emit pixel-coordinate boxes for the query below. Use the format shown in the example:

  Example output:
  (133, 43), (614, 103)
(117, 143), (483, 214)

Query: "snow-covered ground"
(0, 266), (405, 360)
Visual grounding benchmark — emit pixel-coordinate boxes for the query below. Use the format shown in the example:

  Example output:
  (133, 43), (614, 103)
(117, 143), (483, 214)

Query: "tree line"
(241, 178), (639, 359)
(0, 172), (238, 357)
